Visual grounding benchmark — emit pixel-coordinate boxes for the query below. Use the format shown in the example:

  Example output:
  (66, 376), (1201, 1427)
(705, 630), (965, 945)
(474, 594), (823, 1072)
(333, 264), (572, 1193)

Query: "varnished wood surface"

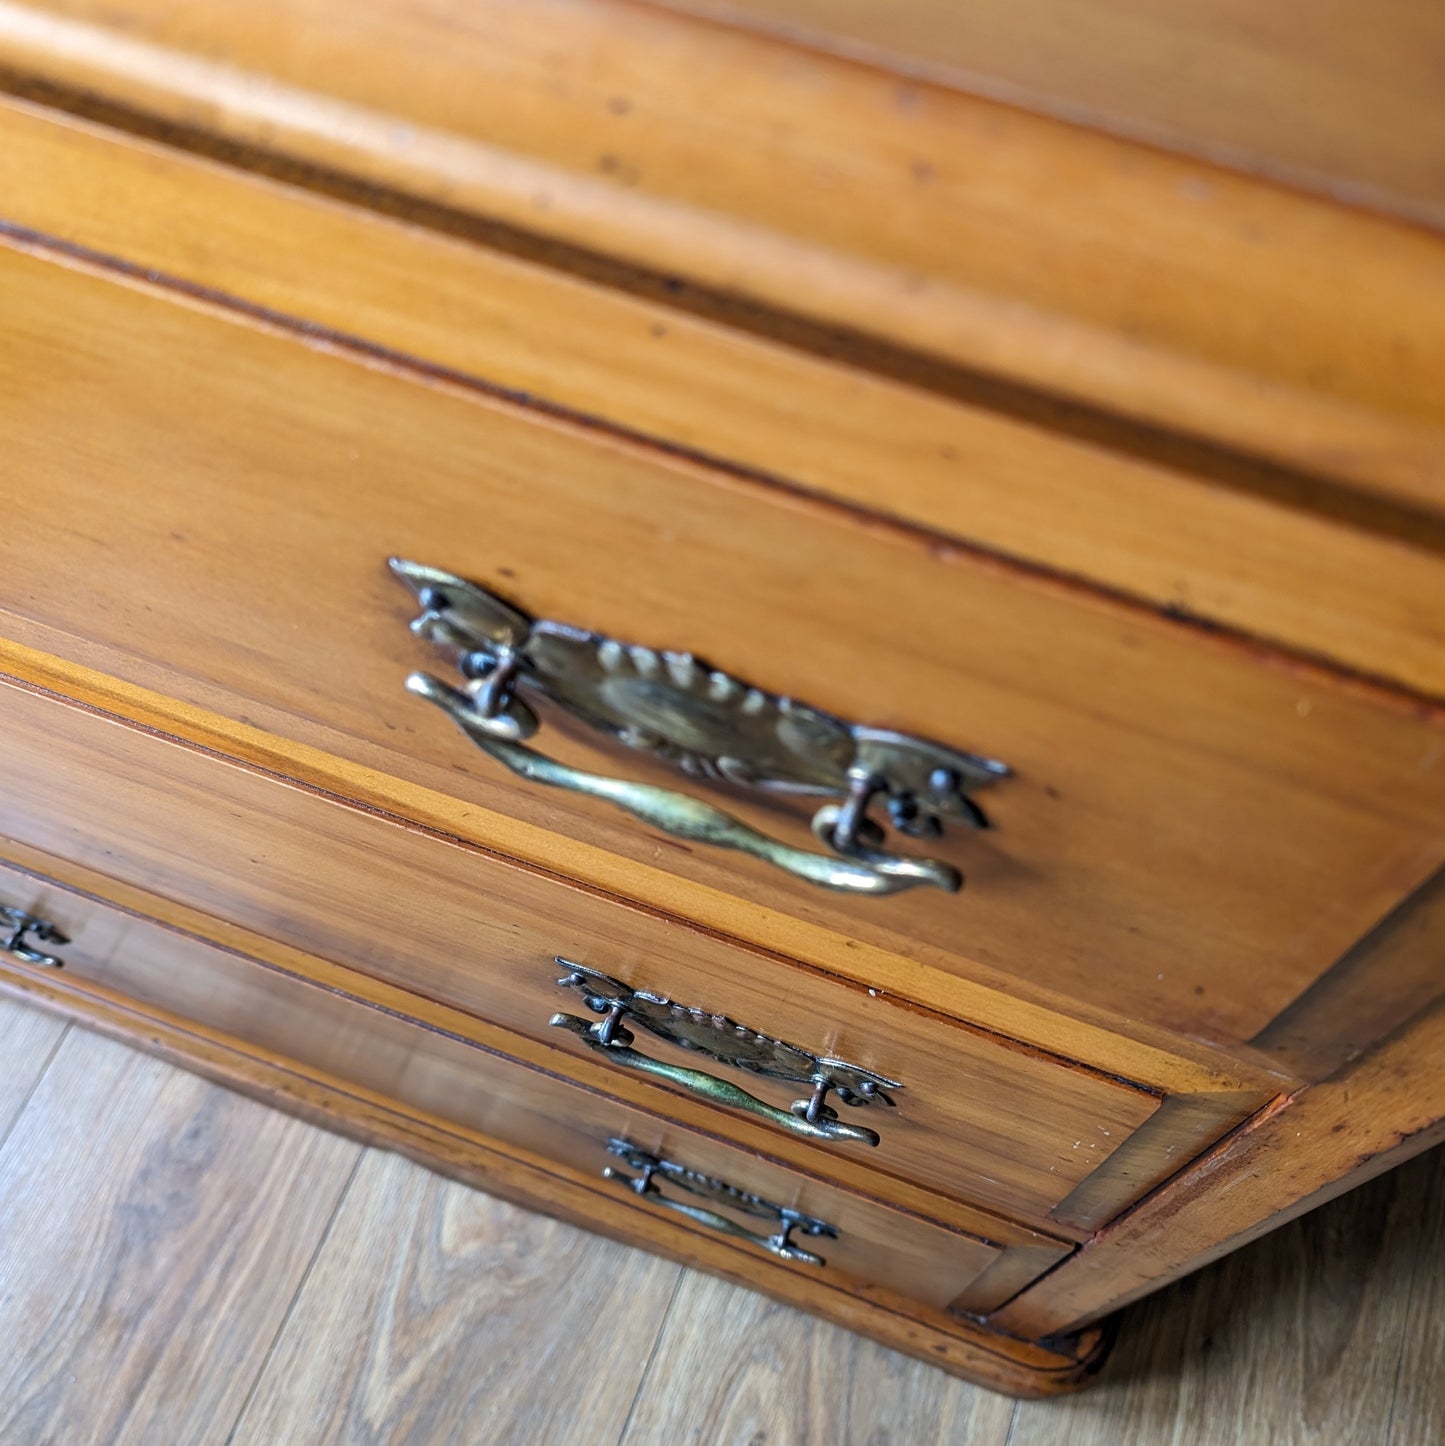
(1250, 864), (1445, 1078)
(0, 834), (1083, 1255)
(7, 785), (1439, 1359)
(0, 888), (1054, 1312)
(0, 691), (1201, 1237)
(3, 99), (1444, 701)
(2, 997), (1440, 1438)
(2, 2), (1440, 1410)
(0, 955), (1108, 1395)
(993, 999), (1445, 1337)
(3, 247), (1443, 1056)
(0, 641), (1286, 1106)
(652, 0), (1445, 232)
(2, 0), (1443, 516)
(0, 854), (1074, 1308)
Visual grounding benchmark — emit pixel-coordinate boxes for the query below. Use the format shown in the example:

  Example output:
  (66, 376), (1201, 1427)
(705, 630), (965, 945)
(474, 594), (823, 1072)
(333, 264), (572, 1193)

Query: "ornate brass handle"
(551, 961), (900, 1148)
(391, 559), (1008, 897)
(1, 905), (68, 968)
(602, 1138), (836, 1267)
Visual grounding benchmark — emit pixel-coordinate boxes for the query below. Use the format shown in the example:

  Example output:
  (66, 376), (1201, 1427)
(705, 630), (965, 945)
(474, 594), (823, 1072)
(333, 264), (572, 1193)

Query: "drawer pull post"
(392, 558), (1008, 897)
(552, 960), (900, 1148)
(602, 1138), (836, 1266)
(1, 905), (68, 969)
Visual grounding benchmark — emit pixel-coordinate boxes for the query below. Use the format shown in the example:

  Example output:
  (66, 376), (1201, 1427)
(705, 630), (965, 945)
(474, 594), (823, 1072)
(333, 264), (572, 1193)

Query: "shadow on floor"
(1097, 1142), (1441, 1393)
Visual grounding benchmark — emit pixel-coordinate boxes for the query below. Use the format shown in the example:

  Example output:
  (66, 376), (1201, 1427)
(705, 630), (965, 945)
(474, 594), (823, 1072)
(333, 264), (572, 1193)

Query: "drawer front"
(3, 242), (1444, 1051)
(0, 672), (1173, 1233)
(0, 853), (1071, 1315)
(3, 94), (1443, 716)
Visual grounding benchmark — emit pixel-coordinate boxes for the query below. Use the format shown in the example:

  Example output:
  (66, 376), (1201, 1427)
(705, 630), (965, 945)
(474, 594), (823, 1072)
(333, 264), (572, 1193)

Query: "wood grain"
(2, 244), (1442, 1054)
(0, 687), (1188, 1235)
(1009, 1144), (1445, 1445)
(3, 100), (1443, 700)
(0, 861), (1070, 1304)
(1250, 863), (1445, 1078)
(0, 639), (1282, 1105)
(2, 0), (1443, 514)
(992, 1001), (1445, 1337)
(0, 999), (65, 1141)
(0, 1027), (360, 1445)
(653, 0), (1445, 231)
(1386, 1147), (1445, 1446)
(0, 965), (1108, 1396)
(0, 833), (1077, 1254)
(0, 996), (1436, 1425)
(231, 1150), (680, 1446)
(619, 1269), (1017, 1444)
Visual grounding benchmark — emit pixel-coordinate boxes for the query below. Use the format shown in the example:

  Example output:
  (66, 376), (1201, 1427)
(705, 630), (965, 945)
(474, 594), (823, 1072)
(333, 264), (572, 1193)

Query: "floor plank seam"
(1001, 1396), (1023, 1446)
(613, 1268), (688, 1446)
(221, 1143), (368, 1445)
(0, 1016), (71, 1155)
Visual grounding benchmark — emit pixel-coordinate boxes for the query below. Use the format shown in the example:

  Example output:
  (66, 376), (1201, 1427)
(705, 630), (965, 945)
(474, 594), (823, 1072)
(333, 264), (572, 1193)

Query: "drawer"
(4, 93), (1440, 717)
(0, 851), (1072, 1316)
(0, 672), (1207, 1237)
(3, 243), (1444, 1053)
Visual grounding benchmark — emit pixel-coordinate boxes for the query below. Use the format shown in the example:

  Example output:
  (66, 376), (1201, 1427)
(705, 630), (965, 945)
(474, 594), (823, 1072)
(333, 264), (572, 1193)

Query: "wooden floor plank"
(0, 998), (66, 1140)
(1386, 1147), (1445, 1446)
(0, 998), (1439, 1442)
(229, 1149), (684, 1446)
(1010, 1144), (1444, 1446)
(0, 1026), (362, 1446)
(618, 1271), (1017, 1445)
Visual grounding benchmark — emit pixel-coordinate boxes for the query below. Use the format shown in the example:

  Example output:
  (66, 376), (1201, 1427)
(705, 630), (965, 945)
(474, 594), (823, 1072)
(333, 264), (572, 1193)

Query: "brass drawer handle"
(551, 960), (899, 1148)
(602, 1137), (837, 1267)
(1, 905), (68, 969)
(391, 559), (1008, 897)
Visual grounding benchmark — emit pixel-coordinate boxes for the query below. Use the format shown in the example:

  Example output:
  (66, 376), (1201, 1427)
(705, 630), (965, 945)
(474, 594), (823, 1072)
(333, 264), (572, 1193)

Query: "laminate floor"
(0, 999), (1440, 1446)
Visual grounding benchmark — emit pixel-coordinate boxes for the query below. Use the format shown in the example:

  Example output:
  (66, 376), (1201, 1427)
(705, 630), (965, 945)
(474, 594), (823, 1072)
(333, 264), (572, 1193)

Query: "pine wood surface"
(647, 0), (1445, 233)
(0, 834), (1084, 1261)
(992, 999), (1445, 1337)
(0, 642), (1289, 1105)
(3, 98), (1443, 703)
(0, 876), (1048, 1314)
(1, 997), (1439, 1444)
(11, 674), (1439, 1337)
(0, 961), (1105, 1396)
(2, 0), (1444, 518)
(0, 688), (1192, 1240)
(2, 4), (1441, 1422)
(4, 244), (1444, 1060)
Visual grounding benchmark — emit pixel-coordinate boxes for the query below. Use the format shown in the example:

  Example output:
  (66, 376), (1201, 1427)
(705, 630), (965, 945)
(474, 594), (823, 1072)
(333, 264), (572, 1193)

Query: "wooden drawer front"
(0, 674), (1175, 1234)
(3, 96), (1442, 710)
(0, 854), (1071, 1315)
(2, 243), (1443, 1051)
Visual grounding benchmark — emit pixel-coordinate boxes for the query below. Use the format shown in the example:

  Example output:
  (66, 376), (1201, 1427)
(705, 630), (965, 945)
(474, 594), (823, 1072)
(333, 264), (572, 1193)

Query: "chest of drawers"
(1, 0), (1442, 1397)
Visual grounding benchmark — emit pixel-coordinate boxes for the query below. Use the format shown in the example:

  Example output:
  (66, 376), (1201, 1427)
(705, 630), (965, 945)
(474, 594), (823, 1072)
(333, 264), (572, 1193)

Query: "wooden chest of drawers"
(1, 0), (1442, 1397)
